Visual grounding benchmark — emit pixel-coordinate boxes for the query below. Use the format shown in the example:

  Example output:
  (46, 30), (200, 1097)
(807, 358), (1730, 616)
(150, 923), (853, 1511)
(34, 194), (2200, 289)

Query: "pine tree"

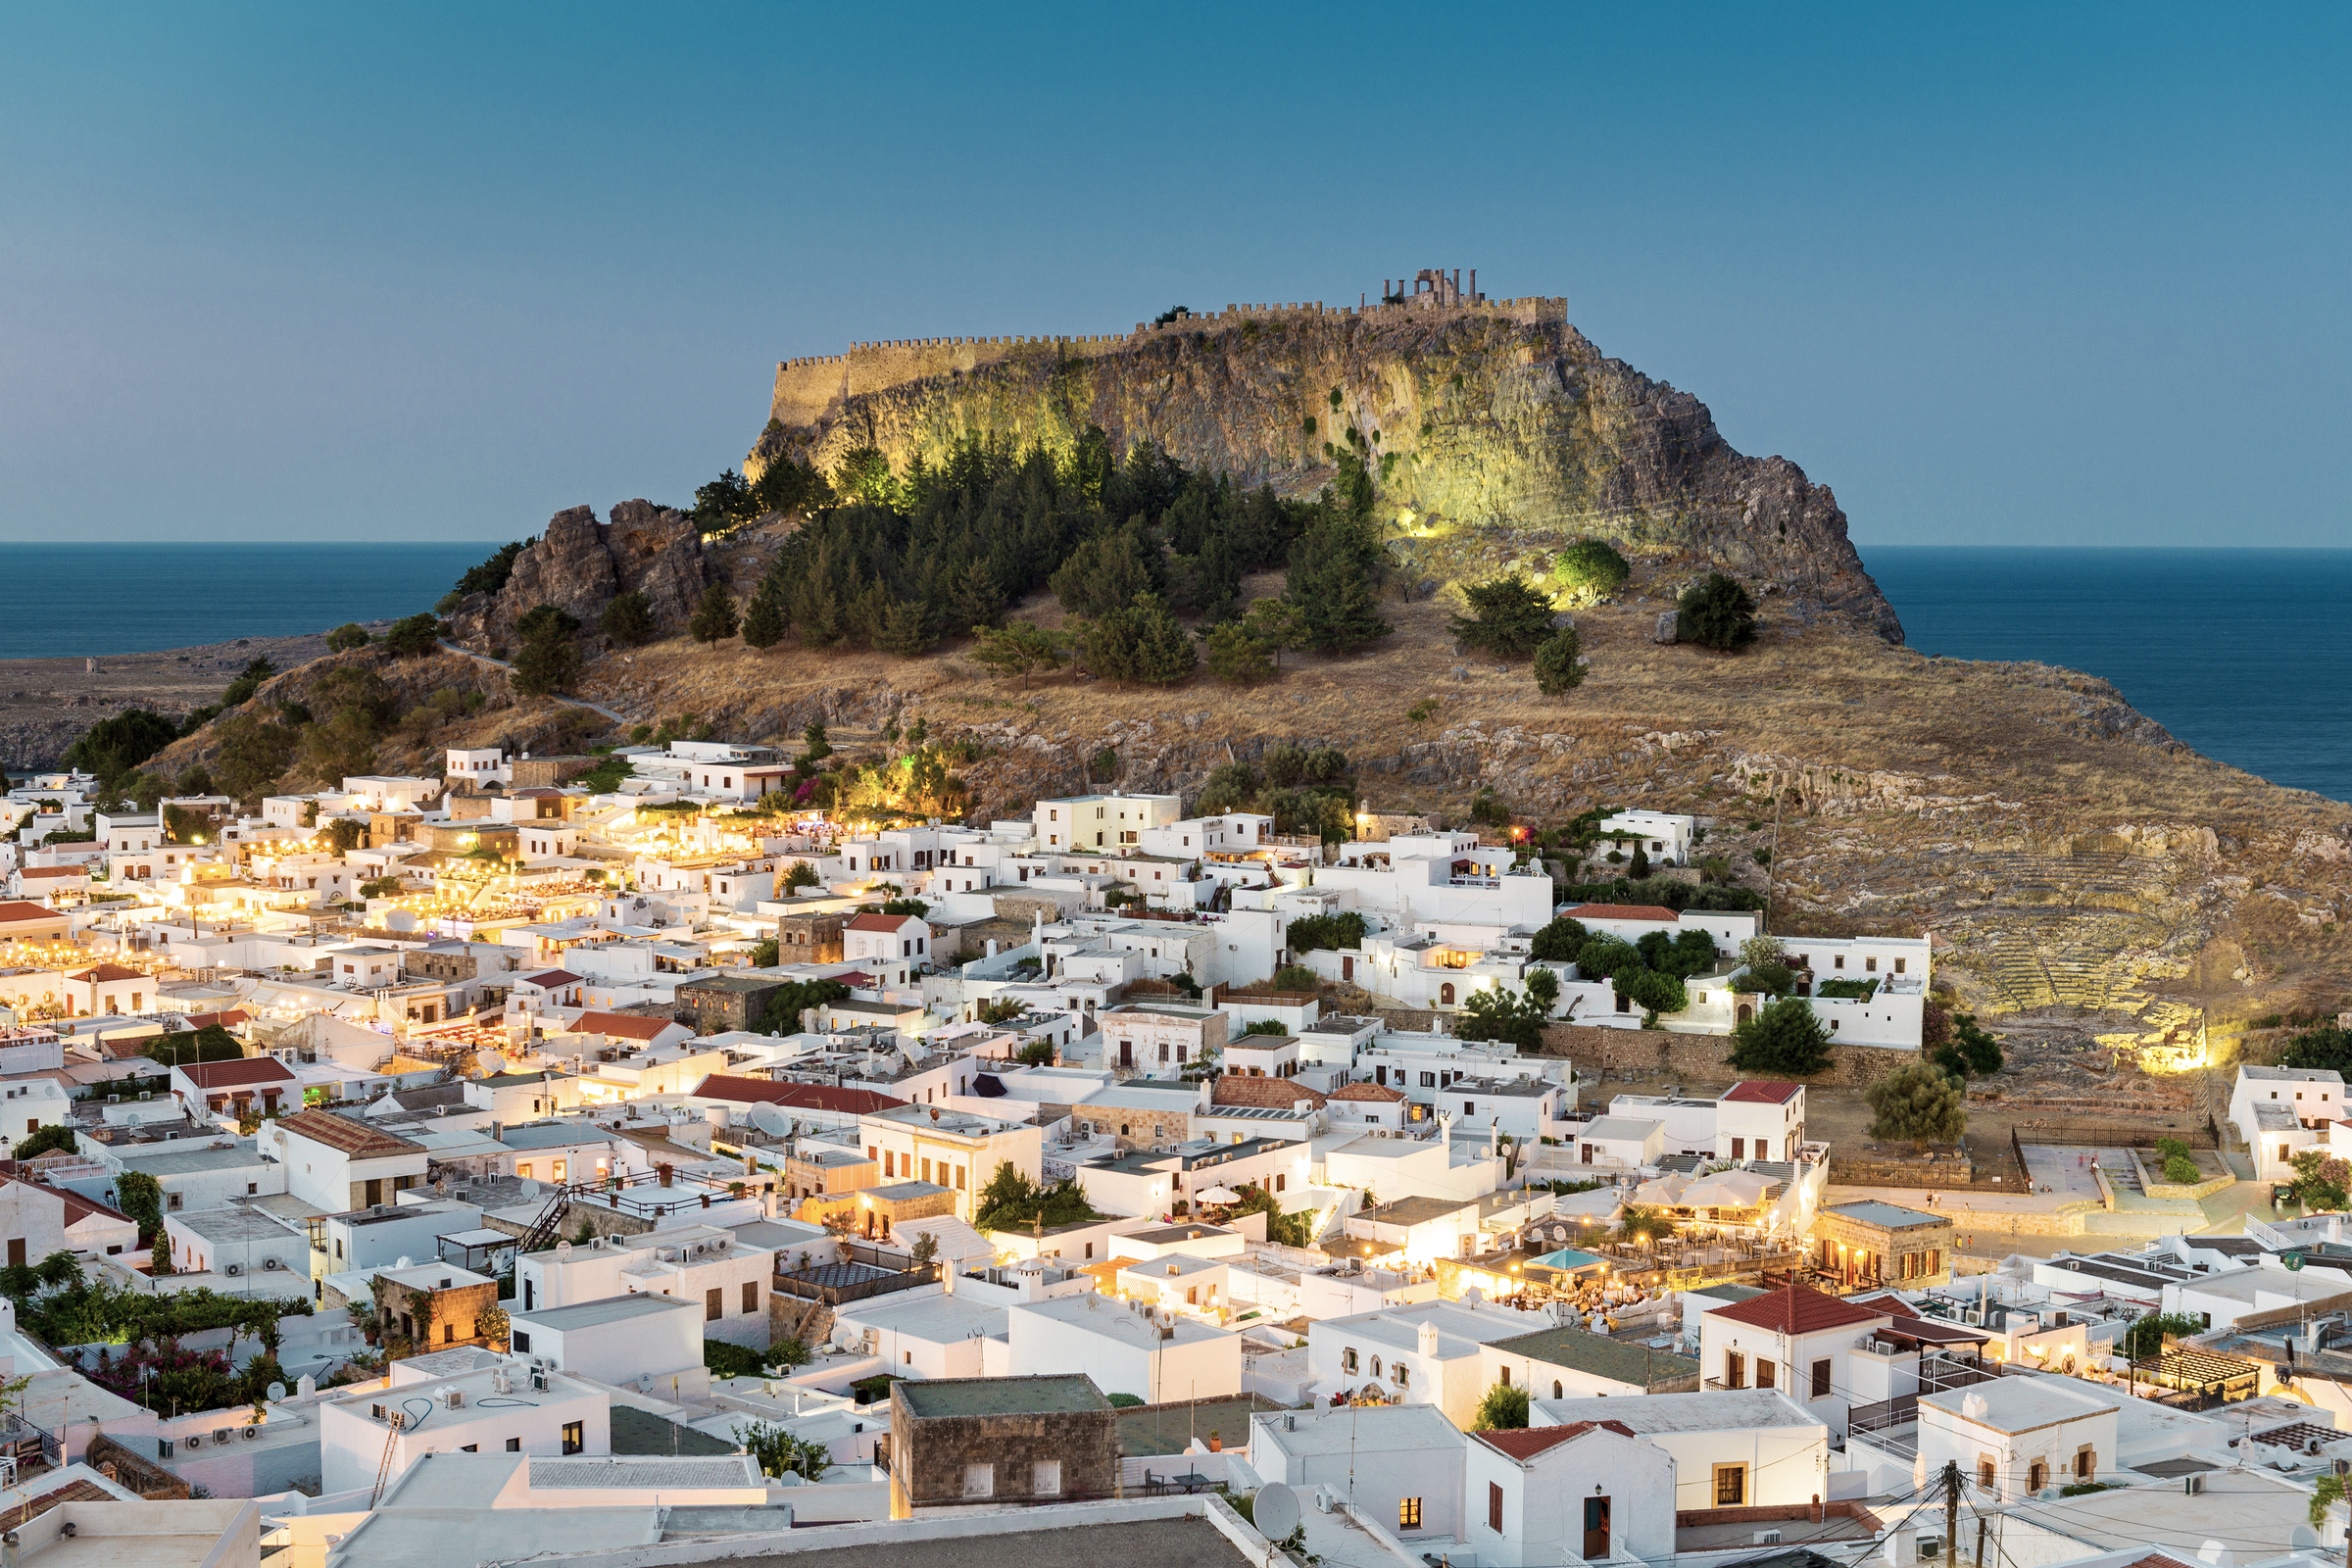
(1133, 596), (1198, 684)
(601, 590), (656, 648)
(1450, 575), (1558, 657)
(740, 583), (787, 650)
(1284, 515), (1391, 653)
(1864, 1059), (1967, 1145)
(1678, 572), (1758, 652)
(874, 598), (935, 656)
(1533, 627), (1585, 695)
(689, 583), (740, 644)
(1204, 622), (1274, 685)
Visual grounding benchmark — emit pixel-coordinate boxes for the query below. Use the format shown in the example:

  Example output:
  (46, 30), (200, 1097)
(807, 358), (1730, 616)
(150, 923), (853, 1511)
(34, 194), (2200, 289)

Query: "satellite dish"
(749, 1103), (792, 1138)
(556, 1241), (572, 1258)
(1251, 1483), (1300, 1543)
(2290, 1527), (2321, 1550)
(266, 1382), (287, 1402)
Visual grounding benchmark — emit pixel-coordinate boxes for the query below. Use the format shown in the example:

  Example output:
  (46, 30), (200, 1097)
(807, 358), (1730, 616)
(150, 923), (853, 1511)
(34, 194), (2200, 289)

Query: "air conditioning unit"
(223, 1262), (241, 1277)
(213, 1429), (232, 1445)
(2184, 1474), (2205, 1495)
(263, 1257), (280, 1271)
(241, 1427), (260, 1441)
(1754, 1531), (1783, 1545)
(180, 1434), (201, 1449)
(528, 1368), (549, 1392)
(157, 1439), (173, 1458)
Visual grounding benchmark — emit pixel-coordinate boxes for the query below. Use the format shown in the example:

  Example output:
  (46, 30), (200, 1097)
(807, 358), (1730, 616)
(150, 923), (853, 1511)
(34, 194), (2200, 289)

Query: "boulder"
(456, 502), (707, 649)
(1652, 611), (1681, 645)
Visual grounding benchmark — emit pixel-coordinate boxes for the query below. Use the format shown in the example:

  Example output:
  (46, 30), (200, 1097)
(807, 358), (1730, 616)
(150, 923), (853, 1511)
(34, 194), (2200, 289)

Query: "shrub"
(1533, 627), (1585, 694)
(1865, 1059), (1967, 1145)
(1552, 539), (1631, 600)
(689, 584), (741, 644)
(602, 591), (656, 647)
(1530, 916), (1588, 963)
(1617, 967), (1689, 1017)
(511, 605), (582, 697)
(1727, 997), (1834, 1076)
(325, 623), (370, 652)
(1449, 575), (1557, 658)
(1271, 965), (1322, 993)
(1677, 573), (1758, 652)
(1471, 1382), (1530, 1431)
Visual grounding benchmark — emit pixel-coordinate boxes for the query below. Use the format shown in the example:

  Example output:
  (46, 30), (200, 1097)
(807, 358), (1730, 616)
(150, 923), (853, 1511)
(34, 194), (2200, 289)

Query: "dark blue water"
(1867, 547), (2352, 802)
(0, 543), (488, 661)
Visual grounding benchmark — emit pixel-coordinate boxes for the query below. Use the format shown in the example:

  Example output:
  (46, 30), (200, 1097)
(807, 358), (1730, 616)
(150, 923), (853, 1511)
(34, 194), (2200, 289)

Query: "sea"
(0, 542), (487, 661)
(1866, 546), (2352, 804)
(2, 541), (2342, 803)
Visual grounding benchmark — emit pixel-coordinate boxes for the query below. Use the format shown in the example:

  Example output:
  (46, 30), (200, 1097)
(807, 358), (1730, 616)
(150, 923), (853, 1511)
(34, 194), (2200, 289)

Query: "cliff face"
(447, 501), (708, 648)
(750, 297), (1900, 640)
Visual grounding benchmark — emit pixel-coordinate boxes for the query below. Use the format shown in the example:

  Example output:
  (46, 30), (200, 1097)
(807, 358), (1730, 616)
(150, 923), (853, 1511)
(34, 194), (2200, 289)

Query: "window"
(1342, 1348), (1358, 1374)
(562, 1421), (585, 1455)
(1033, 1460), (1061, 1496)
(1398, 1497), (1423, 1531)
(743, 1281), (760, 1313)
(1393, 1362), (1409, 1388)
(963, 1464), (995, 1498)
(1551, 1380), (1564, 1398)
(513, 1331), (531, 1353)
(2028, 1460), (2047, 1493)
(1977, 1457), (1995, 1491)
(1730, 1138), (1744, 1159)
(1812, 1358), (1832, 1398)
(1713, 1464), (1747, 1506)
(707, 1287), (724, 1322)
(1488, 1482), (1503, 1533)
(1894, 957), (1906, 974)
(1834, 955), (1844, 969)
(509, 1438), (522, 1452)
(2074, 1446), (2095, 1479)
(1724, 1350), (1744, 1389)
(1462, 1102), (1476, 1116)
(1756, 1358), (1775, 1390)
(1420, 1072), (1436, 1089)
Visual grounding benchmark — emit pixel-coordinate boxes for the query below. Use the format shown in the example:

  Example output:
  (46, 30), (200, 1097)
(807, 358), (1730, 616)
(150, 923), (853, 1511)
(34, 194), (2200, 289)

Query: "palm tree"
(1614, 1205), (1677, 1246)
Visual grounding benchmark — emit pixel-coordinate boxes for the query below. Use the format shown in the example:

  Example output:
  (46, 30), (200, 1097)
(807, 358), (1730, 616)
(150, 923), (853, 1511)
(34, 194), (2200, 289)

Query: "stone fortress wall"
(767, 292), (1572, 430)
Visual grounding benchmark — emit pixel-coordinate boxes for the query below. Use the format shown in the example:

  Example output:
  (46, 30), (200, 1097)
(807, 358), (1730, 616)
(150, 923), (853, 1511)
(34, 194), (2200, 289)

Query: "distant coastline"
(0, 541), (485, 661)
(1870, 545), (2352, 803)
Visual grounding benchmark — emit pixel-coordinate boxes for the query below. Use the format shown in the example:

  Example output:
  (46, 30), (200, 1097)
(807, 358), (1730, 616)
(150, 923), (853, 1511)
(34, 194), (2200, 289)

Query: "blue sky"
(3, 4), (2345, 546)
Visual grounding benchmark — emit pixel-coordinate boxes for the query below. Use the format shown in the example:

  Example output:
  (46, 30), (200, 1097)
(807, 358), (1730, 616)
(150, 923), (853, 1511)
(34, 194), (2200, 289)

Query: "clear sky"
(4, 4), (2345, 546)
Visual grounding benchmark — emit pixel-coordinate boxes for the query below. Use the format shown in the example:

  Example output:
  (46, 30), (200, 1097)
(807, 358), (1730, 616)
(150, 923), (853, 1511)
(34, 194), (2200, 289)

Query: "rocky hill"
(749, 296), (1902, 642)
(444, 500), (710, 651)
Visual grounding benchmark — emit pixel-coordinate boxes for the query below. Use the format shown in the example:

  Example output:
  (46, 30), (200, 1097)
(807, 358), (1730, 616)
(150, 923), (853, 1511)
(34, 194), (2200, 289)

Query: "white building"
(2232, 1064), (2347, 1180)
(1249, 1402), (1465, 1544)
(1468, 1417), (1677, 1568)
(514, 1226), (778, 1348)
(1916, 1377), (2120, 1500)
(260, 1109), (429, 1213)
(1033, 793), (1184, 852)
(508, 1292), (707, 1393)
(447, 747), (511, 786)
(1529, 1389), (1829, 1512)
(1698, 1285), (1895, 1409)
(318, 1357), (609, 1494)
(1311, 833), (1554, 928)
(1306, 1300), (1550, 1428)
(1004, 1292), (1241, 1401)
(831, 1286), (1008, 1380)
(1596, 809), (1697, 866)
(857, 1103), (1040, 1224)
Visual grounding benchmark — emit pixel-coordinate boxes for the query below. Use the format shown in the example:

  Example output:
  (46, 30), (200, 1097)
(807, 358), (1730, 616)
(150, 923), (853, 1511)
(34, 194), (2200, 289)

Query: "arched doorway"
(1738, 1003), (1754, 1023)
(1440, 983), (1455, 1005)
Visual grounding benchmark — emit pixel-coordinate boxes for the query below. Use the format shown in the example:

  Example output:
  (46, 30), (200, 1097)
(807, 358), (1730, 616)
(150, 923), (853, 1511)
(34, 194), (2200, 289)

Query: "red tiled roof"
(18, 867), (82, 879)
(1476, 1419), (1636, 1460)
(275, 1109), (424, 1160)
(1723, 1081), (1801, 1104)
(0, 1174), (133, 1232)
(518, 970), (582, 988)
(1564, 904), (1681, 921)
(847, 912), (916, 933)
(69, 963), (143, 984)
(833, 970), (877, 989)
(182, 1009), (252, 1032)
(1211, 1075), (1327, 1111)
(1707, 1284), (1890, 1336)
(1330, 1081), (1406, 1102)
(691, 1075), (902, 1115)
(0, 902), (68, 924)
(574, 1011), (679, 1041)
(176, 1056), (298, 1089)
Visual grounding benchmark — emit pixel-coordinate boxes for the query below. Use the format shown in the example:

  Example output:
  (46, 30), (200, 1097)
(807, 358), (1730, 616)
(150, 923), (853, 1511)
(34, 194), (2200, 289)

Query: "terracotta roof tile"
(519, 970), (583, 988)
(1565, 904), (1681, 921)
(1723, 1081), (1802, 1104)
(275, 1109), (424, 1160)
(176, 1056), (298, 1089)
(1476, 1419), (1637, 1460)
(574, 1011), (679, 1041)
(69, 963), (144, 983)
(1707, 1283), (1889, 1335)
(692, 1075), (902, 1115)
(847, 913), (917, 933)
(1330, 1081), (1406, 1102)
(0, 902), (67, 923)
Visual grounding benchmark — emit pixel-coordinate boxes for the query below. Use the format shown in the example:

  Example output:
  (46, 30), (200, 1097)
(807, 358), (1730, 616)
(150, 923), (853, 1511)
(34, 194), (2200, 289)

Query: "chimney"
(1418, 1318), (1439, 1358)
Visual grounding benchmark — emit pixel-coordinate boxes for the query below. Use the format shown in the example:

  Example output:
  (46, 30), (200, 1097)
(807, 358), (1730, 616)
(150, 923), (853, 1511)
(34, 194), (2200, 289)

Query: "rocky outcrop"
(750, 299), (1902, 641)
(448, 502), (706, 649)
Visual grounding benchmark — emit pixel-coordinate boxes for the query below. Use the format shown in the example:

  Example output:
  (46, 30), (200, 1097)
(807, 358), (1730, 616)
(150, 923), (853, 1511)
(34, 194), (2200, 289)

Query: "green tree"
(602, 590), (656, 647)
(2288, 1149), (2352, 1211)
(693, 469), (759, 530)
(1241, 597), (1303, 671)
(1614, 1204), (1677, 1244)
(1618, 967), (1690, 1018)
(740, 583), (788, 650)
(1552, 539), (1631, 601)
(1284, 514), (1390, 653)
(1457, 986), (1550, 1052)
(831, 447), (898, 509)
(1677, 572), (1758, 652)
(1203, 622), (1276, 685)
(1079, 596), (1195, 689)
(443, 540), (528, 610)
(220, 658), (276, 707)
(2120, 1311), (2206, 1361)
(1524, 967), (1561, 1010)
(2276, 1027), (2352, 1077)
(297, 709), (379, 783)
(61, 710), (182, 787)
(969, 621), (1067, 683)
(740, 1419), (834, 1481)
(1051, 525), (1161, 617)
(1530, 916), (1588, 963)
(780, 860), (821, 892)
(1865, 1059), (1967, 1145)
(689, 583), (741, 644)
(1533, 627), (1586, 695)
(383, 613), (441, 657)
(116, 1170), (164, 1244)
(802, 722), (832, 761)
(1727, 996), (1835, 1075)
(213, 715), (300, 807)
(1450, 575), (1558, 657)
(12, 1125), (76, 1160)
(1471, 1382), (1530, 1430)
(325, 623), (370, 652)
(511, 605), (583, 697)
(1576, 938), (1642, 980)
(760, 979), (852, 1035)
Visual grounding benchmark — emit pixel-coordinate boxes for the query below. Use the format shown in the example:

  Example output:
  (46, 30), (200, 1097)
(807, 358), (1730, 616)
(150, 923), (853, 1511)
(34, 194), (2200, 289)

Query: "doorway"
(1584, 1496), (1610, 1559)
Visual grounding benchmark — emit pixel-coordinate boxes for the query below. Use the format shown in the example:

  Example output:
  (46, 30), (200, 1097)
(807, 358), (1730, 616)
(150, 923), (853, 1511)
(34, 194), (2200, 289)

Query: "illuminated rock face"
(751, 298), (1902, 642)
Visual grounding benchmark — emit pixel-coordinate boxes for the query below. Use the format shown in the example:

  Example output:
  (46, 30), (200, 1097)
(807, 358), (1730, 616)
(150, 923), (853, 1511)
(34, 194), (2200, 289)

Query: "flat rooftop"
(513, 1293), (702, 1331)
(897, 1373), (1110, 1419)
(1533, 1389), (1822, 1434)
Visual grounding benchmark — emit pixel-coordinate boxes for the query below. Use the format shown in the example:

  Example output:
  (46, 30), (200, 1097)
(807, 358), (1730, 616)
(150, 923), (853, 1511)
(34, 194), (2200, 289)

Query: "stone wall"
(1535, 1023), (1921, 1091)
(889, 1396), (1120, 1508)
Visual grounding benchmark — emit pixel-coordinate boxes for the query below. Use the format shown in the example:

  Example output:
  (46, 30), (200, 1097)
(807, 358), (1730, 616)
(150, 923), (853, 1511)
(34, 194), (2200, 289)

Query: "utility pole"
(1943, 1460), (1961, 1568)
(1974, 1515), (1987, 1568)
